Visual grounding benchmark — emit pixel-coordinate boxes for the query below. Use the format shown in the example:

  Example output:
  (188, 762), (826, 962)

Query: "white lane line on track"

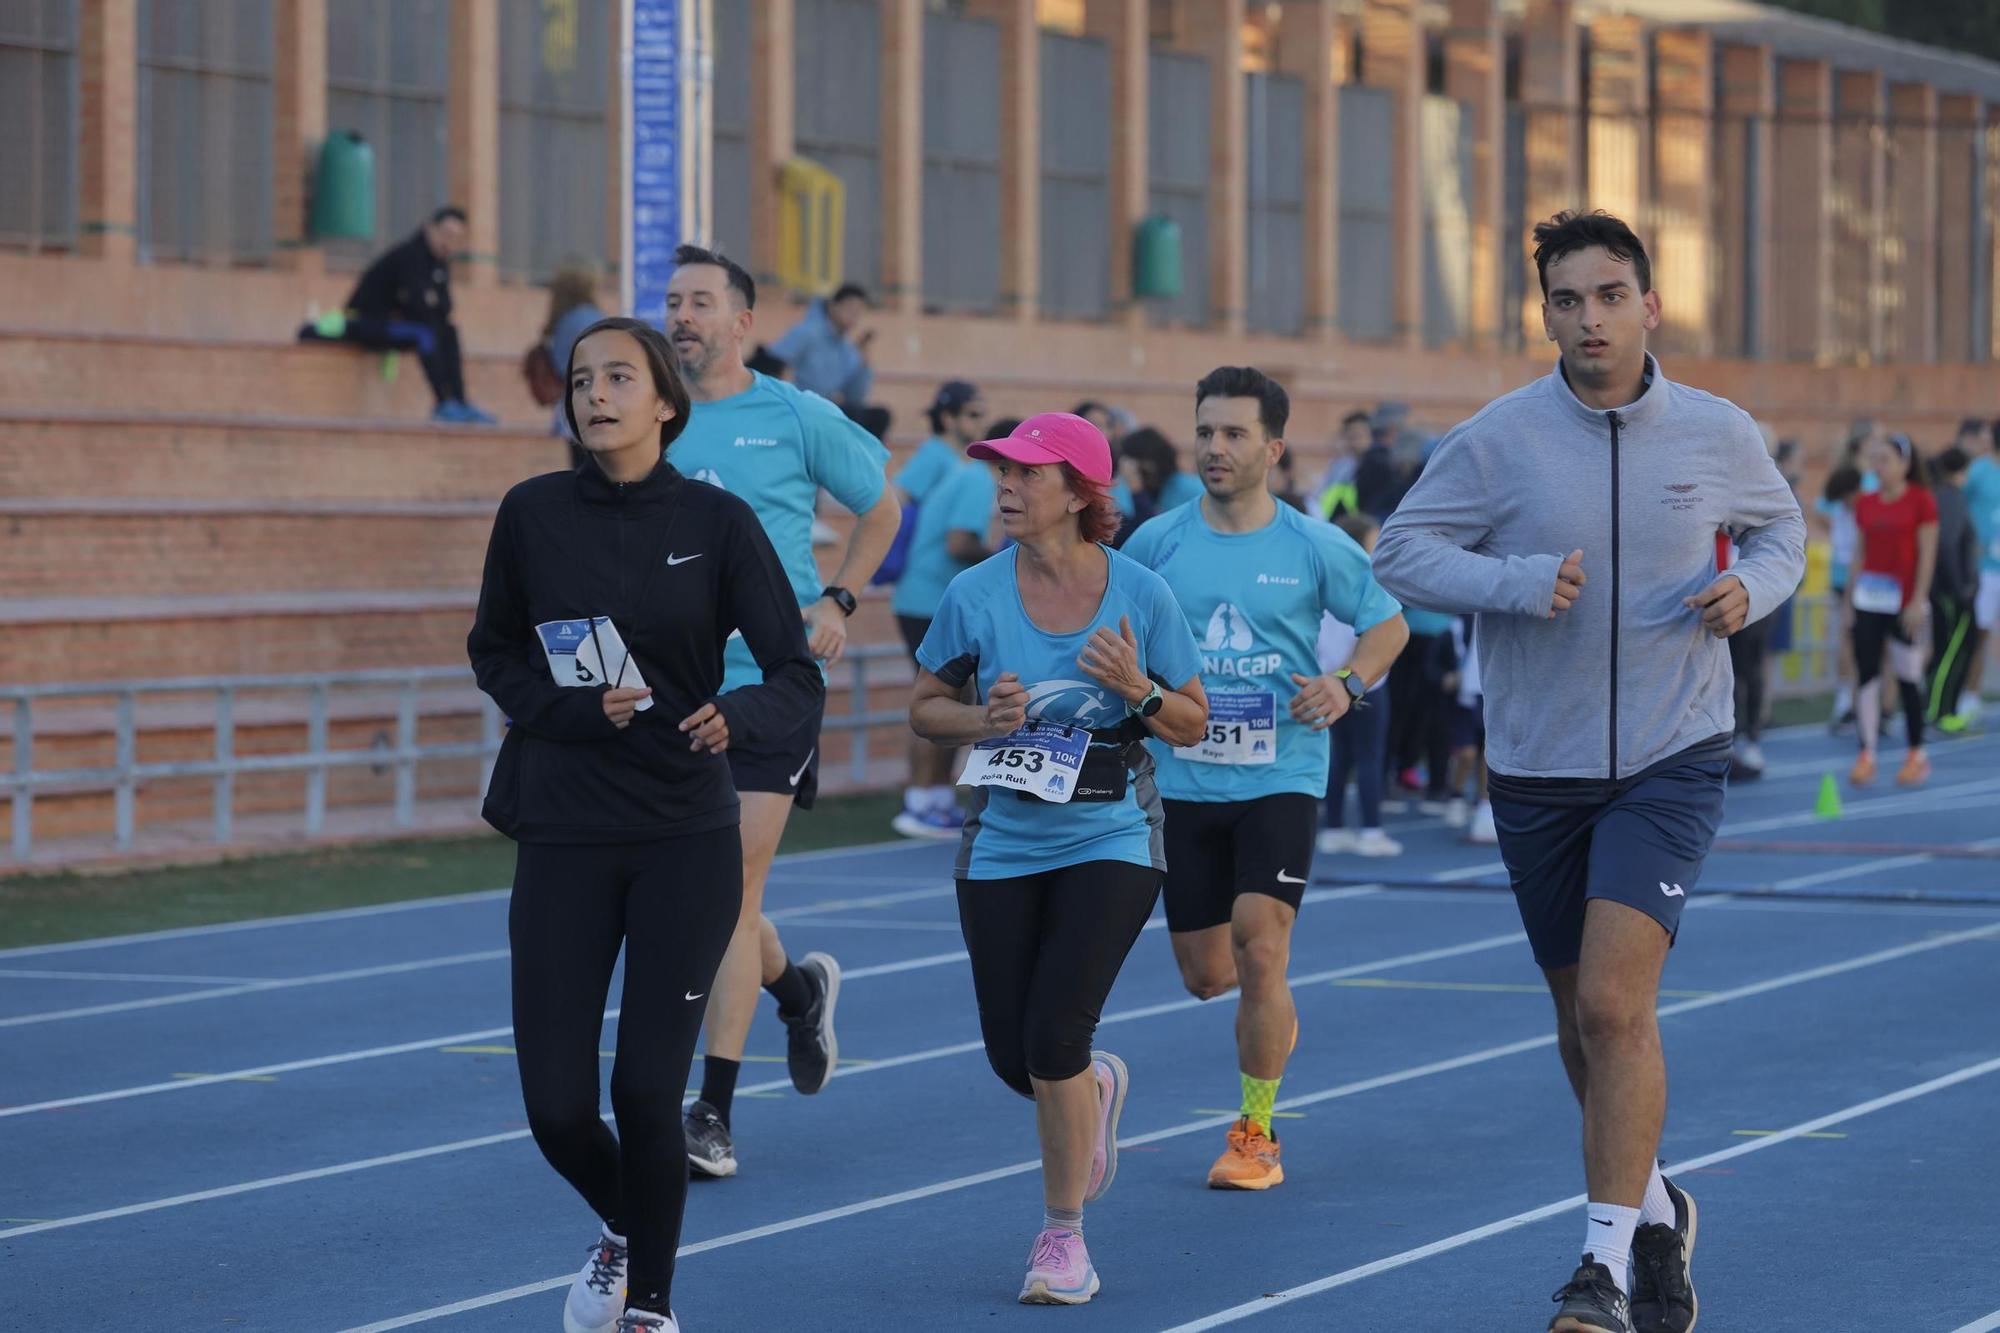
(1160, 1052), (2000, 1330)
(332, 920), (2000, 1331)
(1949, 1309), (2000, 1333)
(0, 968), (269, 985)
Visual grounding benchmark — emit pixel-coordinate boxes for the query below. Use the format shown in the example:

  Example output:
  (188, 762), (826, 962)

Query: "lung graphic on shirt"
(1022, 678), (1120, 728)
(1201, 602), (1256, 653)
(691, 467), (725, 490)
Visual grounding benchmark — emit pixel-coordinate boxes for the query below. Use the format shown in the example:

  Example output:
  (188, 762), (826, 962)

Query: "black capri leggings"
(956, 860), (1162, 1099)
(510, 829), (742, 1310)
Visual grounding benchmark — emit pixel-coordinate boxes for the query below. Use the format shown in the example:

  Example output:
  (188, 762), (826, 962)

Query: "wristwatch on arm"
(1129, 681), (1165, 718)
(820, 585), (858, 617)
(1336, 669), (1369, 708)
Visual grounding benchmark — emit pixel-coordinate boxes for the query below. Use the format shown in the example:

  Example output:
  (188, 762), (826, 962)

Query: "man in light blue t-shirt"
(1123, 366), (1407, 1192)
(889, 380), (995, 839)
(664, 244), (901, 1180)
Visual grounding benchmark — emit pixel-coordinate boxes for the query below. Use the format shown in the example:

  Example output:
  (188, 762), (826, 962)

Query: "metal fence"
(1, 646), (913, 862)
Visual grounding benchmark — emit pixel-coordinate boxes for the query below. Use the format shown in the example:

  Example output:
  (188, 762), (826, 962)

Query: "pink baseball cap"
(966, 412), (1114, 484)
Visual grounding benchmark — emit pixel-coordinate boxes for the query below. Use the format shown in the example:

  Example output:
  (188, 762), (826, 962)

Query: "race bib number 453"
(957, 721), (1090, 803)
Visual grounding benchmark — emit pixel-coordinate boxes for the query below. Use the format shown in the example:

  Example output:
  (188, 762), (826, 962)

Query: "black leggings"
(511, 830), (742, 1310)
(1729, 610), (1773, 742)
(956, 861), (1162, 1099)
(1852, 609), (1925, 750)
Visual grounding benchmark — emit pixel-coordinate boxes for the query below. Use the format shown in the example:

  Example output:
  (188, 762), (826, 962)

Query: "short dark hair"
(1533, 209), (1653, 298)
(671, 242), (756, 309)
(1958, 418), (1986, 435)
(1195, 365), (1290, 439)
(1119, 427), (1182, 495)
(1341, 409), (1372, 430)
(1333, 511), (1379, 547)
(430, 205), (467, 225)
(1935, 445), (1971, 478)
(830, 283), (869, 305)
(562, 316), (692, 455)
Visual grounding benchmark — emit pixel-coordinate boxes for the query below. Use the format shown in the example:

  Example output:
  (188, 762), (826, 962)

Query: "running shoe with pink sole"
(1085, 1050), (1128, 1203)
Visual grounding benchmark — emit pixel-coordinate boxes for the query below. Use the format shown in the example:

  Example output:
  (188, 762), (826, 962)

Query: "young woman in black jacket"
(468, 316), (821, 1333)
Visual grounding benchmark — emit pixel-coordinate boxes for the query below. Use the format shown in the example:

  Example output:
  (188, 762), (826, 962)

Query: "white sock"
(1584, 1202), (1640, 1294)
(903, 785), (925, 812)
(1834, 682), (1854, 713)
(1640, 1162), (1675, 1227)
(926, 785), (957, 811)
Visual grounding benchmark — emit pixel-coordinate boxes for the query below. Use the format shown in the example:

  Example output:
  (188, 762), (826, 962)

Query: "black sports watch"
(820, 585), (858, 617)
(1336, 670), (1368, 705)
(1131, 681), (1165, 718)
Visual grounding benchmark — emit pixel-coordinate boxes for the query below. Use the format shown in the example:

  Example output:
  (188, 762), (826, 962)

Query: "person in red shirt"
(1848, 433), (1939, 786)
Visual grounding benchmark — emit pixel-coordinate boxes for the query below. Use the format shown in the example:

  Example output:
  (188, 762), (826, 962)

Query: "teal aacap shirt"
(1121, 496), (1401, 802)
(670, 371), (889, 691)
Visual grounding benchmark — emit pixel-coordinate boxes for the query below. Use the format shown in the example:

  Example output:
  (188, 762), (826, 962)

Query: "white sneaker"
(1354, 828), (1403, 857)
(564, 1230), (628, 1333)
(1316, 828), (1357, 855)
(1418, 799), (1450, 815)
(615, 1312), (678, 1332)
(1467, 803), (1498, 845)
(1444, 798), (1470, 828)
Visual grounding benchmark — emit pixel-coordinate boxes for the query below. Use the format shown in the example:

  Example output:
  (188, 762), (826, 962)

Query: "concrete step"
(0, 410), (569, 503)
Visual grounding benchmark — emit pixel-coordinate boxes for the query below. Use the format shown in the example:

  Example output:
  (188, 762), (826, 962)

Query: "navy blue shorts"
(1490, 758), (1728, 970)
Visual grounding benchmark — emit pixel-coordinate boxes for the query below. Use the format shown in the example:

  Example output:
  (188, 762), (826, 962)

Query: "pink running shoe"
(1018, 1227), (1100, 1305)
(1085, 1050), (1128, 1204)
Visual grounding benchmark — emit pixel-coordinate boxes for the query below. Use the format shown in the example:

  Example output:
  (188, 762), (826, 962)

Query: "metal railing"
(0, 597), (1842, 863)
(0, 645), (912, 861)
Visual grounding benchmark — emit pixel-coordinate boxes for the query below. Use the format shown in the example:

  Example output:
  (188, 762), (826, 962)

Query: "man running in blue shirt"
(1123, 366), (1408, 1191)
(663, 244), (902, 1179)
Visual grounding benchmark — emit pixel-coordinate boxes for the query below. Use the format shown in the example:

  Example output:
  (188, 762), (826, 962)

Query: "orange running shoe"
(1207, 1117), (1284, 1190)
(1895, 749), (1930, 786)
(1848, 751), (1877, 787)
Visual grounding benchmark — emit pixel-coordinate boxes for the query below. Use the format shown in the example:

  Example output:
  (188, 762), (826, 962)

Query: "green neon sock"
(1239, 1072), (1281, 1137)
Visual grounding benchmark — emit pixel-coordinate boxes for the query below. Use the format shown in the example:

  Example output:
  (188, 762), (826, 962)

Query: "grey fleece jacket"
(1373, 356), (1806, 791)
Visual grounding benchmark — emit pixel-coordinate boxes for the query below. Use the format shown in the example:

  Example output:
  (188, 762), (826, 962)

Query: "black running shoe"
(1631, 1176), (1699, 1333)
(683, 1100), (737, 1178)
(1549, 1254), (1632, 1333)
(781, 950), (841, 1095)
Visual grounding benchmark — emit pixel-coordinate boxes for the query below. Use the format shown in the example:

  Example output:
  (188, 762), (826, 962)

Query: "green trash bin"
(311, 130), (375, 242)
(1133, 215), (1182, 300)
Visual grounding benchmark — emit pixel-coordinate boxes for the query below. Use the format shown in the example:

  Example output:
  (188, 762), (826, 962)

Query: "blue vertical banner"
(626, 0), (680, 327)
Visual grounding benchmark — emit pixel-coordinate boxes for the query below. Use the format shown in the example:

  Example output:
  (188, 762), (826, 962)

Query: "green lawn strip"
(0, 791), (913, 950)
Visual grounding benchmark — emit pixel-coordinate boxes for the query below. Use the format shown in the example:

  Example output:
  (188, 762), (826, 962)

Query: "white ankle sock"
(1584, 1202), (1640, 1294)
(903, 785), (925, 812)
(1639, 1163), (1675, 1227)
(926, 784), (957, 811)
(1043, 1204), (1083, 1235)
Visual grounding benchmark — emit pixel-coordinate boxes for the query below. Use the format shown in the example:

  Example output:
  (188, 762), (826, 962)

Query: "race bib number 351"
(1173, 690), (1278, 765)
(957, 721), (1090, 803)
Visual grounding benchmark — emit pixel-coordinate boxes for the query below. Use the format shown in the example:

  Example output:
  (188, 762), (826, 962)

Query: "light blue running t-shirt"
(1966, 454), (2000, 575)
(670, 372), (888, 690)
(1122, 499), (1401, 802)
(895, 436), (960, 505)
(891, 456), (995, 620)
(916, 545), (1203, 879)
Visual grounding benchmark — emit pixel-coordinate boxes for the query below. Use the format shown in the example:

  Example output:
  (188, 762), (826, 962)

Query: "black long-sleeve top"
(468, 459), (823, 843)
(346, 230), (453, 325)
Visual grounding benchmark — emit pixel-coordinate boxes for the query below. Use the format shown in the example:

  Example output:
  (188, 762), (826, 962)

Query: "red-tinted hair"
(1062, 464), (1122, 545)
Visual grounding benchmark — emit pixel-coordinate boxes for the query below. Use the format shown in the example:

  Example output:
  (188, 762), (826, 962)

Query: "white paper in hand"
(535, 617), (653, 711)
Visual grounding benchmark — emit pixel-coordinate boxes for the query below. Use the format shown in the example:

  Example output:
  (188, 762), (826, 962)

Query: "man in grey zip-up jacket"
(1374, 211), (1804, 1333)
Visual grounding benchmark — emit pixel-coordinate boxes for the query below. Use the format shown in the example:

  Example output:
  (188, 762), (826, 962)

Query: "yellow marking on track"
(1193, 1108), (1305, 1120)
(1732, 1129), (1847, 1139)
(171, 1072), (277, 1083)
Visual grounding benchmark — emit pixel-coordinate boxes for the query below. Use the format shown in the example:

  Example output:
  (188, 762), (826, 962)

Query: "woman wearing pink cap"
(908, 413), (1208, 1304)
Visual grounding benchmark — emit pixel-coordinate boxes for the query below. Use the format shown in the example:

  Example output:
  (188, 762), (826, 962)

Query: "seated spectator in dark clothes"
(767, 282), (890, 439)
(298, 206), (495, 424)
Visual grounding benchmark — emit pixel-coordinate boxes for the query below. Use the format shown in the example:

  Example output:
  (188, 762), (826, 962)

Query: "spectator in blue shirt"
(767, 283), (891, 440)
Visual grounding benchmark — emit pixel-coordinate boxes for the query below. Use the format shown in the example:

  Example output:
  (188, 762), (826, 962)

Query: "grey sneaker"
(781, 951), (841, 1094)
(683, 1100), (737, 1178)
(1549, 1254), (1632, 1332)
(1631, 1176), (1698, 1333)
